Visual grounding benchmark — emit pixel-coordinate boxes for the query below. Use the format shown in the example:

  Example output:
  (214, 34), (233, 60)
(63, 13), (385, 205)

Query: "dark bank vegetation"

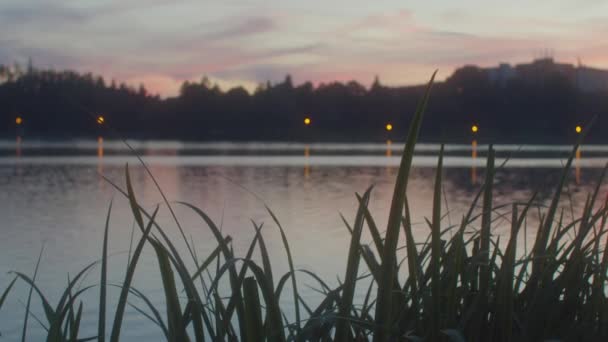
(1, 73), (608, 341)
(1, 61), (607, 142)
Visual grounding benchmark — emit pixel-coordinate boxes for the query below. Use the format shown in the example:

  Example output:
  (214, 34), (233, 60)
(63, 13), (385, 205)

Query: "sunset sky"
(1, 0), (607, 97)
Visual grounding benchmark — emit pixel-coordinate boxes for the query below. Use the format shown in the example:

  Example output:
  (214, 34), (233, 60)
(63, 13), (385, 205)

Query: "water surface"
(0, 140), (606, 340)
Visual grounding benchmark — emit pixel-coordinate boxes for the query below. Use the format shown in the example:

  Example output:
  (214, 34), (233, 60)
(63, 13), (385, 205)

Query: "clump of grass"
(2, 73), (608, 341)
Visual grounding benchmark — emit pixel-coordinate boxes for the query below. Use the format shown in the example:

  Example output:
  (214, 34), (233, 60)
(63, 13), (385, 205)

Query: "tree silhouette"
(0, 61), (605, 142)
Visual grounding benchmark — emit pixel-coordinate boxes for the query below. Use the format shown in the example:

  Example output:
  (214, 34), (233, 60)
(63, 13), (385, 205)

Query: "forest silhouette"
(1, 61), (606, 142)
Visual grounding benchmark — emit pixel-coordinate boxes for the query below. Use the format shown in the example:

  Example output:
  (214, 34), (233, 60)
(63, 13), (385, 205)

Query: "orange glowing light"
(304, 117), (311, 125)
(97, 116), (105, 125)
(15, 117), (23, 125)
(575, 125), (582, 134)
(471, 124), (479, 133)
(385, 123), (393, 131)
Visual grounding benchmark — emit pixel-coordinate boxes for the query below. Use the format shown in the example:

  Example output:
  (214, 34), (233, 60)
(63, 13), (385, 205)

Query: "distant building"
(487, 63), (516, 86)
(576, 66), (608, 92)
(482, 58), (608, 92)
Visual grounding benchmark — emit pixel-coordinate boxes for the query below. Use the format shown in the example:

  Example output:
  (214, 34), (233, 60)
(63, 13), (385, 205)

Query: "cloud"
(1, 2), (607, 96)
(0, 3), (89, 26)
(200, 17), (277, 42)
(0, 38), (85, 68)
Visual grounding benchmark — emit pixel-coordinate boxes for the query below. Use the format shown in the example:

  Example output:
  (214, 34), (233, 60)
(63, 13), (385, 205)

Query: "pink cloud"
(124, 74), (184, 97)
(5, 3), (608, 96)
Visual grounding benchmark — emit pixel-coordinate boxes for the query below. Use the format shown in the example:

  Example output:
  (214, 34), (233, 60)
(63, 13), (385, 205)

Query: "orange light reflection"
(575, 146), (581, 184)
(471, 139), (477, 185)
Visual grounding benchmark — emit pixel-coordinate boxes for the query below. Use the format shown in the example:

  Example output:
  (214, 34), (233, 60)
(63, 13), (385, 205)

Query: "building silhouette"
(485, 58), (608, 92)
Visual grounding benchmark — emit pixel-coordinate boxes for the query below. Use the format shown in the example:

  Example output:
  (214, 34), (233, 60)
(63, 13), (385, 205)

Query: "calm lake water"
(0, 139), (607, 340)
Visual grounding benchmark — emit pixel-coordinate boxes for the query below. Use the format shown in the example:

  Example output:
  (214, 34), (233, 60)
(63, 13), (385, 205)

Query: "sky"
(1, 0), (607, 97)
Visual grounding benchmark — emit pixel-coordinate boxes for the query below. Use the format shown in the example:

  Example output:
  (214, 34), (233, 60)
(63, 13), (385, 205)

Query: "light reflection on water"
(0, 140), (606, 340)
(472, 139), (478, 185)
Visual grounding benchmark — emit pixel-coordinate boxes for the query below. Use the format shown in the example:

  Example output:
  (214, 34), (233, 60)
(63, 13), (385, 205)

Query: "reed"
(2, 73), (608, 341)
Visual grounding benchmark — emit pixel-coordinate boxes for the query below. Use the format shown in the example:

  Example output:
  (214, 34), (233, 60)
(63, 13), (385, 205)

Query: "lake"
(0, 139), (606, 340)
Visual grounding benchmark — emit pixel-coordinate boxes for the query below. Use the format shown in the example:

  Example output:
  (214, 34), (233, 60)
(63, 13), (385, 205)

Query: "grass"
(2, 73), (608, 341)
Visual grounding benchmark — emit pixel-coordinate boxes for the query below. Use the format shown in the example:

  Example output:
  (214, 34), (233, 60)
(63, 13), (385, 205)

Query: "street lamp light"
(97, 115), (105, 125)
(471, 124), (479, 133)
(575, 125), (582, 134)
(385, 123), (393, 131)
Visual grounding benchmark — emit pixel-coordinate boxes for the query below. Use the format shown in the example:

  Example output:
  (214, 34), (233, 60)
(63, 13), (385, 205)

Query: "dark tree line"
(1, 62), (606, 143)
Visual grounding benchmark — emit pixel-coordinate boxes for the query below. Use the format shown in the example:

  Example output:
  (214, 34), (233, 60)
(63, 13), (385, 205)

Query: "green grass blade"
(189, 236), (232, 282)
(108, 284), (169, 338)
(222, 222), (264, 340)
(479, 145), (495, 296)
(530, 143), (579, 284)
(360, 244), (382, 284)
(125, 165), (145, 232)
(131, 203), (209, 341)
(124, 142), (199, 267)
(52, 285), (95, 341)
(69, 301), (83, 342)
(55, 261), (98, 314)
(65, 275), (76, 340)
(403, 197), (422, 296)
(275, 269), (333, 300)
(266, 205), (302, 335)
(98, 200), (112, 342)
(109, 206), (158, 342)
(243, 277), (264, 342)
(177, 201), (247, 339)
(430, 144), (444, 340)
(149, 238), (186, 342)
(113, 180), (210, 341)
(0, 277), (17, 313)
(75, 336), (98, 342)
(126, 302), (165, 333)
(21, 244), (45, 342)
(356, 193), (384, 259)
(207, 258), (286, 341)
(374, 71), (436, 342)
(105, 174), (212, 337)
(44, 259), (98, 340)
(255, 219), (275, 288)
(595, 165), (608, 329)
(335, 186), (373, 342)
(10, 271), (55, 323)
